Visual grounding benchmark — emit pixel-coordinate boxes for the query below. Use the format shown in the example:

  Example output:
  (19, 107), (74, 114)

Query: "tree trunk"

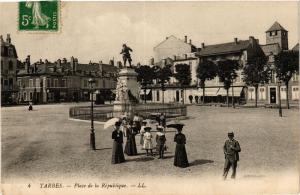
(144, 87), (147, 104)
(286, 82), (290, 109)
(202, 86), (205, 105)
(162, 90), (165, 105)
(255, 85), (258, 108)
(231, 85), (235, 108)
(226, 89), (229, 107)
(182, 88), (185, 104)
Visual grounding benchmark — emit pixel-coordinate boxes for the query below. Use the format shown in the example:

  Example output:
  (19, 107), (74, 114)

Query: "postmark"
(19, 1), (59, 31)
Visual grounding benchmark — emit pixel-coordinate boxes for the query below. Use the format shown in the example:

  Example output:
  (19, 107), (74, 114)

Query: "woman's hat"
(144, 126), (151, 131)
(115, 121), (121, 126)
(228, 132), (234, 136)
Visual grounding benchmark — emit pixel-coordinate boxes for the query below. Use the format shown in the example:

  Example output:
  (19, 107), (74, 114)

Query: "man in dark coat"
(172, 123), (189, 168)
(111, 121), (126, 164)
(223, 132), (241, 179)
(124, 120), (138, 156)
(156, 126), (166, 159)
(120, 44), (133, 67)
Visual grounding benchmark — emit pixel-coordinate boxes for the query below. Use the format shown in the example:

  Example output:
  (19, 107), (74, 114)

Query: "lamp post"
(277, 80), (282, 117)
(88, 78), (96, 150)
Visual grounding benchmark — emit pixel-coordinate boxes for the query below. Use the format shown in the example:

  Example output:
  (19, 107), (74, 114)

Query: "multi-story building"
(17, 56), (118, 104)
(0, 34), (19, 105)
(153, 35), (197, 63)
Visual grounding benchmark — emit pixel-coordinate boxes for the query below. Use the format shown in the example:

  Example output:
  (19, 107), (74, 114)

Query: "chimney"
(189, 39), (192, 44)
(166, 37), (169, 40)
(150, 58), (154, 65)
(57, 59), (61, 66)
(184, 35), (187, 43)
(39, 59), (43, 64)
(6, 34), (11, 44)
(62, 58), (67, 64)
(99, 60), (103, 65)
(249, 36), (255, 47)
(184, 54), (188, 59)
(109, 60), (115, 66)
(201, 43), (205, 49)
(117, 61), (122, 68)
(99, 63), (103, 76)
(173, 55), (177, 60)
(137, 62), (141, 67)
(25, 55), (30, 73)
(234, 38), (238, 44)
(0, 35), (3, 44)
(45, 59), (49, 64)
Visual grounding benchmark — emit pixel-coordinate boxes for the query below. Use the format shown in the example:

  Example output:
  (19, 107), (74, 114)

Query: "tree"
(135, 65), (155, 103)
(274, 50), (299, 109)
(196, 59), (218, 104)
(242, 55), (270, 107)
(174, 64), (192, 104)
(155, 65), (172, 104)
(217, 60), (239, 107)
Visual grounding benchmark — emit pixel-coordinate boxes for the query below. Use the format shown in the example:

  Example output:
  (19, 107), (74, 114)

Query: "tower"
(266, 21), (288, 50)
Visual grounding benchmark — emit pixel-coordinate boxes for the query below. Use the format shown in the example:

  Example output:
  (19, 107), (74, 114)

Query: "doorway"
(269, 87), (276, 104)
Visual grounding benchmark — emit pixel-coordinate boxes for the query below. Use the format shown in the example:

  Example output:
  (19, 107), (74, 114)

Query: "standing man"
(120, 44), (133, 68)
(223, 132), (241, 179)
(156, 126), (166, 159)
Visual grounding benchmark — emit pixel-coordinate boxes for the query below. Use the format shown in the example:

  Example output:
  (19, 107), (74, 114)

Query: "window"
(36, 78), (40, 88)
(156, 90), (160, 102)
(47, 78), (51, 87)
(30, 92), (33, 101)
(84, 80), (88, 88)
(9, 78), (13, 89)
(248, 87), (255, 100)
(280, 86), (286, 100)
(18, 79), (21, 87)
(29, 79), (34, 88)
(54, 79), (58, 88)
(24, 92), (27, 101)
(259, 87), (266, 100)
(95, 80), (99, 87)
(8, 48), (14, 57)
(270, 70), (275, 83)
(292, 73), (299, 82)
(4, 79), (8, 86)
(292, 86), (299, 100)
(62, 79), (66, 88)
(8, 61), (13, 71)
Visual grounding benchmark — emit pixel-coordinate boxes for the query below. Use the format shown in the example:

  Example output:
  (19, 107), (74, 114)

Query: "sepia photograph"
(0, 1), (299, 195)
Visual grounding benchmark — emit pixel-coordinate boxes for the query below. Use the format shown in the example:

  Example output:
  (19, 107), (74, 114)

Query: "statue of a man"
(120, 44), (133, 68)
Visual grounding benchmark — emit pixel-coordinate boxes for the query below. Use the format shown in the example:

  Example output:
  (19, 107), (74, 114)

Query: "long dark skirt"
(124, 135), (137, 156)
(174, 144), (189, 168)
(111, 141), (125, 164)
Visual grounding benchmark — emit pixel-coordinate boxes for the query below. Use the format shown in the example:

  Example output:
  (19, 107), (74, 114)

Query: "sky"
(0, 1), (298, 65)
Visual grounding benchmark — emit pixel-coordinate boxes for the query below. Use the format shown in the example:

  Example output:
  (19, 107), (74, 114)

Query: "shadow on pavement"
(95, 147), (112, 151)
(243, 174), (266, 178)
(189, 159), (214, 167)
(126, 156), (155, 162)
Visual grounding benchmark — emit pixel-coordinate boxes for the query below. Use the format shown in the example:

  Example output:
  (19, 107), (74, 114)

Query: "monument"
(113, 44), (140, 118)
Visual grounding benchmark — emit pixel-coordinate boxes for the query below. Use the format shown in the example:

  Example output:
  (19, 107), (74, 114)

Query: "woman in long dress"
(124, 121), (137, 156)
(173, 124), (189, 168)
(143, 127), (153, 156)
(111, 121), (125, 164)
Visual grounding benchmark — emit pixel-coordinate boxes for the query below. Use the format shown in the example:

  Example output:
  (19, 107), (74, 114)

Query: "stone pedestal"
(113, 68), (140, 118)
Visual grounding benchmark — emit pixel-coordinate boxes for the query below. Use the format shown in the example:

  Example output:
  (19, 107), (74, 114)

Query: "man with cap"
(156, 126), (166, 159)
(223, 131), (241, 179)
(111, 121), (125, 164)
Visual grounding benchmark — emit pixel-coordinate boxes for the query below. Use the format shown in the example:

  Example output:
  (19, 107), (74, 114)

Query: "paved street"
(2, 104), (299, 186)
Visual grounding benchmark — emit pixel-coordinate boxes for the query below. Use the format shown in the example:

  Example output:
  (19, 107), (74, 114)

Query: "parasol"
(104, 118), (121, 130)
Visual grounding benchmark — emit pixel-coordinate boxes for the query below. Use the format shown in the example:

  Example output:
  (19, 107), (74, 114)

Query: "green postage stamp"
(19, 1), (59, 31)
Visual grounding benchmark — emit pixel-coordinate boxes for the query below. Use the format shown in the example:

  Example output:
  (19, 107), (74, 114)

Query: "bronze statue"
(120, 44), (133, 68)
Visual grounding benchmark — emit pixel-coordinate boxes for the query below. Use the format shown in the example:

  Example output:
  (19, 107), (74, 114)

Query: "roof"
(292, 43), (299, 51)
(154, 35), (196, 50)
(197, 40), (251, 57)
(1, 43), (18, 58)
(266, 21), (288, 32)
(260, 43), (281, 56)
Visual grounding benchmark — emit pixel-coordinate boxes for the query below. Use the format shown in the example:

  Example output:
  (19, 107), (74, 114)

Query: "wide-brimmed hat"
(115, 121), (122, 126)
(228, 132), (234, 136)
(144, 126), (151, 131)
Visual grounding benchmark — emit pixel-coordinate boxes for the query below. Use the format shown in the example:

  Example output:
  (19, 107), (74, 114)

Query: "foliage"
(174, 63), (192, 87)
(155, 65), (173, 91)
(217, 60), (239, 90)
(196, 59), (218, 88)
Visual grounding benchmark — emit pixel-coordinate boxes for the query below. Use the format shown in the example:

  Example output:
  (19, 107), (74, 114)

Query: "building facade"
(1, 34), (19, 105)
(17, 56), (118, 104)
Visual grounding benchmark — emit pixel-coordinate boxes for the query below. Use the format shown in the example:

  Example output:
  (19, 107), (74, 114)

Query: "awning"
(140, 89), (151, 95)
(198, 87), (243, 97)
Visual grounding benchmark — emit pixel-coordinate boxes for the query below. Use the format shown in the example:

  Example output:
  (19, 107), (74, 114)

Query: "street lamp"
(277, 80), (283, 117)
(88, 78), (96, 150)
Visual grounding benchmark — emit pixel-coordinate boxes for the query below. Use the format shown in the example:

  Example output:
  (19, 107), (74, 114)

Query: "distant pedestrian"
(140, 120), (147, 146)
(173, 123), (189, 168)
(28, 102), (33, 111)
(124, 121), (138, 156)
(156, 126), (166, 159)
(143, 127), (153, 156)
(159, 113), (166, 128)
(133, 113), (142, 133)
(111, 121), (125, 164)
(223, 132), (241, 179)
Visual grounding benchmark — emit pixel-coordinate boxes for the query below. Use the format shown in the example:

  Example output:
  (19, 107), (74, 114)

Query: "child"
(143, 127), (153, 156)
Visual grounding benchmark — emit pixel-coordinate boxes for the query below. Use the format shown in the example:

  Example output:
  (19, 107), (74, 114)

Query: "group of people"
(111, 113), (189, 168)
(111, 113), (242, 178)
